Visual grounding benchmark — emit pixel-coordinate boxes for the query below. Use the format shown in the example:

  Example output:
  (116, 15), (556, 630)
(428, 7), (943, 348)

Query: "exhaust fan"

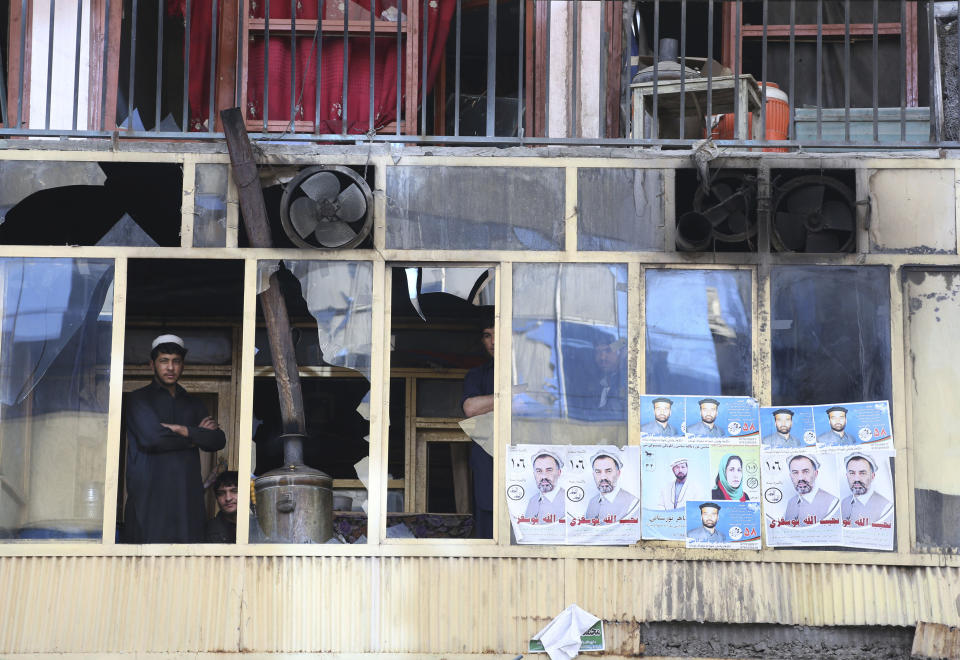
(280, 165), (373, 249)
(676, 174), (757, 251)
(772, 174), (855, 253)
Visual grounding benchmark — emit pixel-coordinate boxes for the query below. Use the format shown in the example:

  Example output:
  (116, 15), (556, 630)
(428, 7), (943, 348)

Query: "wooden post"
(220, 107), (306, 442)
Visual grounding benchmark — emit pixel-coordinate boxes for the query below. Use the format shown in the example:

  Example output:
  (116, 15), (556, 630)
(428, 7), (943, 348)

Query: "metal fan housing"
(280, 165), (373, 249)
(772, 175), (856, 253)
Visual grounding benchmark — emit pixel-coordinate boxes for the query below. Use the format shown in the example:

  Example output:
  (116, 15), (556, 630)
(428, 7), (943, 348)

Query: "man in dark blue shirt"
(124, 334), (226, 543)
(461, 315), (495, 538)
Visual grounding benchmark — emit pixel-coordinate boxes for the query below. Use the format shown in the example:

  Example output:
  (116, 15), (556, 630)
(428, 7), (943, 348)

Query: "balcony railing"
(0, 0), (956, 149)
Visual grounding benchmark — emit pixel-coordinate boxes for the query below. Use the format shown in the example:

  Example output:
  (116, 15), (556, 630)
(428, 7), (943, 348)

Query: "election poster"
(685, 500), (762, 549)
(640, 395), (761, 542)
(761, 443), (895, 550)
(758, 401), (893, 452)
(506, 444), (641, 545)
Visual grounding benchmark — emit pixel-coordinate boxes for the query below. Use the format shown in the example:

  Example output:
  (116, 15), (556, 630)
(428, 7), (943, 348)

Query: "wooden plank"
(905, 1), (918, 107)
(533, 0), (547, 137)
(103, 0), (123, 130)
(722, 2), (738, 71)
(5, 0), (32, 128)
(740, 23), (907, 38)
(604, 0), (622, 138)
(247, 18), (406, 33)
(523, 0), (534, 135)
(87, 0), (108, 129)
(215, 0), (241, 132)
(404, 0), (420, 135)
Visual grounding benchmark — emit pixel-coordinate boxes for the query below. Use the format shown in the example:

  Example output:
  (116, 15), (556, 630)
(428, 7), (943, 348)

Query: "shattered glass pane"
(193, 164), (229, 248)
(0, 258), (114, 541)
(771, 266), (891, 406)
(386, 166), (565, 250)
(512, 263), (629, 446)
(645, 269), (752, 396)
(0, 161), (106, 223)
(905, 270), (960, 550)
(96, 213), (159, 247)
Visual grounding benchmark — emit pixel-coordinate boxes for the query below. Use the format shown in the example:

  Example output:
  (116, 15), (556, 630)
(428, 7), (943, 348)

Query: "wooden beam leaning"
(220, 107), (305, 437)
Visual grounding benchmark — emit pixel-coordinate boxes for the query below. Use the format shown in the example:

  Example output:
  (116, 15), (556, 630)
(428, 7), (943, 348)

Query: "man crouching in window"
(206, 471), (239, 543)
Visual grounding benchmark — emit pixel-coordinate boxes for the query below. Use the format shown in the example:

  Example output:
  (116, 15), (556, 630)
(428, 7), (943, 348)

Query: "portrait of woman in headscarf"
(711, 453), (749, 501)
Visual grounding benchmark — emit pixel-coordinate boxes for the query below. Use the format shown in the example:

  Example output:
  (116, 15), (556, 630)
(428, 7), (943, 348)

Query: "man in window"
(687, 398), (725, 438)
(124, 334), (226, 543)
(783, 454), (839, 526)
(763, 408), (805, 449)
(462, 314), (495, 537)
(592, 334), (626, 420)
(817, 406), (857, 446)
(584, 452), (639, 523)
(205, 470), (239, 543)
(841, 453), (893, 526)
(642, 397), (680, 437)
(522, 450), (566, 523)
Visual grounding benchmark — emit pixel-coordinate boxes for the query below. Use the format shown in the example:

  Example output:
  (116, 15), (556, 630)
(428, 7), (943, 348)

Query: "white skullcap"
(152, 334), (185, 349)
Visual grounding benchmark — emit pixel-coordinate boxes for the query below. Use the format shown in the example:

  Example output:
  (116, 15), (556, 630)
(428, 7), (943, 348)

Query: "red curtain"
(169, 0), (455, 133)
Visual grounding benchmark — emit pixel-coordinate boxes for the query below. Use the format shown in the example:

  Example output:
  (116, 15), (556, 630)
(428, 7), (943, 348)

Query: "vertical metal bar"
(45, 0), (57, 129)
(707, 0), (714, 134)
(154, 0), (164, 130)
(680, 0), (687, 139)
(369, 2), (375, 133)
(100, 0), (111, 130)
(519, 0), (525, 137)
(873, 0), (879, 141)
(127, 0), (137, 130)
(486, 0), (497, 136)
(929, 0), (940, 142)
(0, 29), (7, 125)
(816, 0), (822, 140)
(16, 0), (28, 126)
(844, 0), (850, 142)
(208, 0), (218, 131)
(454, 0), (461, 135)
(900, 0), (907, 141)
(789, 0), (795, 139)
(263, 0), (270, 133)
(394, 0), (401, 134)
(341, 0), (349, 134)
(734, 0), (741, 140)
(315, 0), (323, 133)
(264, 0), (270, 131)
(761, 0), (768, 143)
(183, 0), (192, 129)
(420, 0), (428, 134)
(651, 0), (659, 138)
(571, 0), (578, 137)
(73, 0), (85, 130)
(291, 0), (297, 130)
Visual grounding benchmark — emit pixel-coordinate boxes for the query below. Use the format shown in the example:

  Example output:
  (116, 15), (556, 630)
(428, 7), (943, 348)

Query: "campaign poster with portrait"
(639, 395), (686, 439)
(708, 445), (761, 502)
(506, 444), (569, 544)
(681, 395), (761, 443)
(837, 448), (895, 550)
(759, 405), (816, 450)
(811, 401), (894, 451)
(685, 500), (762, 550)
(506, 444), (641, 545)
(639, 442), (711, 540)
(762, 448), (844, 547)
(566, 445), (642, 545)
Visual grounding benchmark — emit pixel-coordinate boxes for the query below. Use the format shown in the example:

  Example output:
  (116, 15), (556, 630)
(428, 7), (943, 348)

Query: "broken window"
(512, 263), (629, 446)
(771, 266), (891, 406)
(0, 257), (114, 541)
(577, 169), (665, 251)
(0, 161), (182, 246)
(645, 269), (752, 396)
(193, 164), (230, 247)
(252, 260), (373, 544)
(904, 269), (960, 551)
(119, 259), (244, 544)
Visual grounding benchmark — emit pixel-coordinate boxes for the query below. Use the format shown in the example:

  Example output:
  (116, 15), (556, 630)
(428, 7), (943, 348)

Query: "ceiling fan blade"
(787, 183), (825, 215)
(315, 220), (359, 247)
(337, 183), (367, 224)
(775, 211), (807, 251)
(289, 196), (320, 237)
(300, 171), (341, 203)
(805, 230), (841, 253)
(725, 210), (749, 235)
(822, 199), (855, 231)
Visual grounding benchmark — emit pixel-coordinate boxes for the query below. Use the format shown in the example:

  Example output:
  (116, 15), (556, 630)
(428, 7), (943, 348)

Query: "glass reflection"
(645, 269), (752, 396)
(0, 258), (114, 541)
(512, 264), (628, 444)
(771, 266), (891, 406)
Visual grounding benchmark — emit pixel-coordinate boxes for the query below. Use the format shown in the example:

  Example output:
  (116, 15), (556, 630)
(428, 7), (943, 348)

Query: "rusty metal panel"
(0, 555), (240, 653)
(868, 168), (958, 254)
(912, 621), (960, 659)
